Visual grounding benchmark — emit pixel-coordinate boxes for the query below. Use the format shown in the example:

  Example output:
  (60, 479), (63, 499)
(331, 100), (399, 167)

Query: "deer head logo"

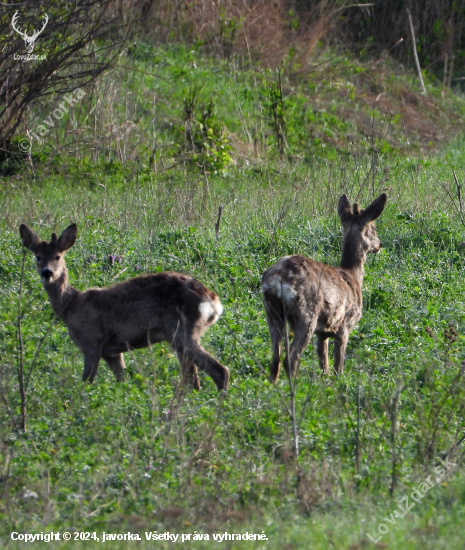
(11, 11), (49, 54)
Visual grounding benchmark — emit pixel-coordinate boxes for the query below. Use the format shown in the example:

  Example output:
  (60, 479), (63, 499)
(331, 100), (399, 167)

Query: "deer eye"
(55, 255), (60, 260)
(36, 256), (41, 261)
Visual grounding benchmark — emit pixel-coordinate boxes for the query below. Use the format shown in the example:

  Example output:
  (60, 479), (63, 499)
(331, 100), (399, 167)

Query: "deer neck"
(339, 236), (367, 286)
(43, 269), (78, 320)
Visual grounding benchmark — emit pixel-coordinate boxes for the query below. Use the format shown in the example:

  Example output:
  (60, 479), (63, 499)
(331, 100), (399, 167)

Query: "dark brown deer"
(262, 193), (387, 382)
(19, 223), (229, 391)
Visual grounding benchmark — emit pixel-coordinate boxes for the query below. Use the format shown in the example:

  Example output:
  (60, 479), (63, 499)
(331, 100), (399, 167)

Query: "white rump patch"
(262, 274), (297, 304)
(199, 299), (223, 322)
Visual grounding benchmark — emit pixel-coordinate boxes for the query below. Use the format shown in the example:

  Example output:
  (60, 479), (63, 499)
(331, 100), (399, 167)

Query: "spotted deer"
(19, 223), (229, 391)
(261, 193), (387, 382)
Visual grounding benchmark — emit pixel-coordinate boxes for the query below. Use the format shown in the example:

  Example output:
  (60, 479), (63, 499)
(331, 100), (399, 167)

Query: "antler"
(31, 13), (49, 40)
(11, 11), (28, 39)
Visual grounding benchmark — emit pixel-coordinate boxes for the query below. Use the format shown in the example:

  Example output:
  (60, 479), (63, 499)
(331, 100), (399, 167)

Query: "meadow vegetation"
(2, 33), (465, 550)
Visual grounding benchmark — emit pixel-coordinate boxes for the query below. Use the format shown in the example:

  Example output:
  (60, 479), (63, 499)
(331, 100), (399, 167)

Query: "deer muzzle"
(41, 268), (53, 281)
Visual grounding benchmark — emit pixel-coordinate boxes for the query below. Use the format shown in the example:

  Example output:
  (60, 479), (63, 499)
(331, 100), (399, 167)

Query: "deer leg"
(316, 334), (330, 374)
(333, 331), (348, 375)
(103, 354), (126, 382)
(190, 346), (228, 390)
(265, 309), (285, 384)
(268, 324), (283, 384)
(187, 362), (201, 391)
(172, 337), (229, 391)
(82, 348), (102, 382)
(285, 323), (314, 379)
(176, 353), (201, 391)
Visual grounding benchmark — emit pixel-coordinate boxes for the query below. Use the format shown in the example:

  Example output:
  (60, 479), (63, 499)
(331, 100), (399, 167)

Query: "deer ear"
(57, 224), (77, 252)
(361, 193), (387, 222)
(19, 224), (41, 253)
(338, 194), (353, 223)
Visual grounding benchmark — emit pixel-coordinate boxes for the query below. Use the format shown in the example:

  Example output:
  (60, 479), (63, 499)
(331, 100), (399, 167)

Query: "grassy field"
(2, 44), (465, 549)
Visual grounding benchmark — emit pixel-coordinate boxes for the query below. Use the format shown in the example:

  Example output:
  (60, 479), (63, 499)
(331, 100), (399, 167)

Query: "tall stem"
(282, 279), (299, 458)
(17, 250), (27, 431)
(407, 9), (426, 94)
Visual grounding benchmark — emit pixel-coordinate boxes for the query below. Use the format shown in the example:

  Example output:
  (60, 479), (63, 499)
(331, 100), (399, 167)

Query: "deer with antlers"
(11, 11), (49, 54)
(262, 193), (387, 382)
(19, 223), (229, 391)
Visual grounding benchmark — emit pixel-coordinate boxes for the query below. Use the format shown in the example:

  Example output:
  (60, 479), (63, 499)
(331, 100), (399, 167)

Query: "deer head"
(12, 11), (49, 54)
(338, 193), (387, 257)
(20, 224), (77, 284)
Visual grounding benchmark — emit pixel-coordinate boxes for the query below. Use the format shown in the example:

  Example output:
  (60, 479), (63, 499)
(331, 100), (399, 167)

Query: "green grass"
(2, 135), (465, 549)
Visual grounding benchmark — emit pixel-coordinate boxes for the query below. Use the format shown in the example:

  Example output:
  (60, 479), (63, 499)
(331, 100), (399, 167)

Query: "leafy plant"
(173, 87), (232, 174)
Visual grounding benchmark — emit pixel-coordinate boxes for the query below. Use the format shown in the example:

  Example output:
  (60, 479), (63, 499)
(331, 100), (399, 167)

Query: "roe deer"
(261, 193), (387, 382)
(19, 223), (229, 391)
